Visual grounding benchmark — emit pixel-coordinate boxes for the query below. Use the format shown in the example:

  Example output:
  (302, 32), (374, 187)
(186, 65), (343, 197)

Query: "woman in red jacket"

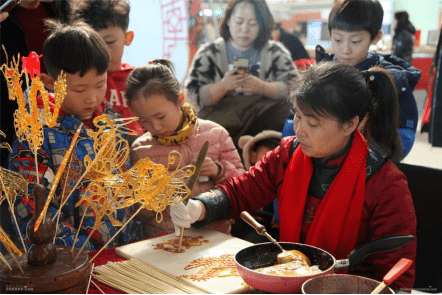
(170, 61), (417, 291)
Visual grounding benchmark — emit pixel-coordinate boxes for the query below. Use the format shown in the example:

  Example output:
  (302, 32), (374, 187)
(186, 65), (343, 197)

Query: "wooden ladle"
(240, 211), (295, 264)
(371, 258), (413, 294)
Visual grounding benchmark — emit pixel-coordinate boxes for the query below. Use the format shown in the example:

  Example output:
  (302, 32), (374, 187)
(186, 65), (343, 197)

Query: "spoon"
(240, 211), (295, 264)
(370, 258), (413, 294)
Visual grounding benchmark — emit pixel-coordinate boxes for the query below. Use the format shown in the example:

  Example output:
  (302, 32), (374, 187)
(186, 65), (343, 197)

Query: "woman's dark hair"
(328, 0), (383, 40)
(219, 0), (274, 50)
(43, 19), (110, 78)
(70, 0), (130, 31)
(125, 59), (180, 105)
(394, 11), (411, 34)
(289, 61), (402, 160)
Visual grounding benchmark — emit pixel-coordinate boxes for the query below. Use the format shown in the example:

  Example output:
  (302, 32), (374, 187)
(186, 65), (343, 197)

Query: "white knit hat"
(238, 130), (282, 170)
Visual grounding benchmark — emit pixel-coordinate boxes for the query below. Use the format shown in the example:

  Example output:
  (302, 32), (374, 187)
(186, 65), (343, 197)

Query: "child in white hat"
(238, 130), (282, 170)
(232, 130), (282, 243)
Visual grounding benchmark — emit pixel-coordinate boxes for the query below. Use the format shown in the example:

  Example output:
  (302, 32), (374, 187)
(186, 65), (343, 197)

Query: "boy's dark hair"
(253, 138), (281, 152)
(290, 61), (402, 160)
(70, 0), (130, 31)
(125, 59), (180, 105)
(328, 0), (383, 40)
(394, 11), (411, 33)
(219, 0), (274, 50)
(43, 19), (110, 78)
(274, 22), (282, 31)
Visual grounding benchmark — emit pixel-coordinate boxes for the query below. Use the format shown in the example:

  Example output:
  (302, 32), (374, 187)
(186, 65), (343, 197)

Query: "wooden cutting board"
(115, 228), (254, 294)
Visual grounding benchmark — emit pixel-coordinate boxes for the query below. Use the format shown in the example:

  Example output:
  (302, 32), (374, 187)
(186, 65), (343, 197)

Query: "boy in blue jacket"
(8, 20), (141, 252)
(283, 0), (421, 160)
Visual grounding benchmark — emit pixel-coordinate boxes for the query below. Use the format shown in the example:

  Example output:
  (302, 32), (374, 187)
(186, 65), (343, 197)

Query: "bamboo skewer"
(36, 124), (83, 231)
(70, 208), (87, 252)
(0, 176), (27, 253)
(33, 150), (39, 185)
(95, 272), (152, 294)
(8, 252), (24, 274)
(52, 134), (115, 222)
(0, 251), (12, 270)
(0, 226), (24, 273)
(72, 227), (95, 264)
(23, 69), (40, 186)
(53, 152), (75, 245)
(30, 94), (40, 186)
(130, 259), (207, 293)
(8, 197), (27, 253)
(117, 116), (138, 121)
(85, 263), (94, 294)
(88, 205), (145, 263)
(73, 170), (133, 263)
(92, 258), (208, 294)
(90, 280), (105, 294)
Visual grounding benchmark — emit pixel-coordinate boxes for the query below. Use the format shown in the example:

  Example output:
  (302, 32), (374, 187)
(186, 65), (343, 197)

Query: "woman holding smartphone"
(185, 0), (297, 148)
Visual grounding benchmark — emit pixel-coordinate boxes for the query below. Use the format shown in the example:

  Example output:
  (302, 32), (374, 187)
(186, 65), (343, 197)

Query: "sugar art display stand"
(0, 184), (92, 293)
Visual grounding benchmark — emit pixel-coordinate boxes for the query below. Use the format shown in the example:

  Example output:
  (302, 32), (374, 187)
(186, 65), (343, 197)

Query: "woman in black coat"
(392, 11), (416, 64)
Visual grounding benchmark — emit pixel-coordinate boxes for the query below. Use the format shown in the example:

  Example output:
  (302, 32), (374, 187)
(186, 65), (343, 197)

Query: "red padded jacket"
(216, 136), (417, 291)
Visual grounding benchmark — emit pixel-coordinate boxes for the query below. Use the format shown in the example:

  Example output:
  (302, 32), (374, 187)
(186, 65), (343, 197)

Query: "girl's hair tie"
(362, 70), (375, 82)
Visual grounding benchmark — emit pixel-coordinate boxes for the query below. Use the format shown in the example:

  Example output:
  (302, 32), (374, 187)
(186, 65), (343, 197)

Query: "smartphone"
(0, 0), (21, 13)
(233, 58), (249, 74)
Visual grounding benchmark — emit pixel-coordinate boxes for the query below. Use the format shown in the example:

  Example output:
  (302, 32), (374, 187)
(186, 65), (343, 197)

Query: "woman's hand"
(242, 75), (280, 99)
(0, 12), (9, 23)
(198, 157), (221, 179)
(209, 68), (246, 104)
(170, 200), (204, 236)
(241, 74), (265, 95)
(221, 68), (247, 92)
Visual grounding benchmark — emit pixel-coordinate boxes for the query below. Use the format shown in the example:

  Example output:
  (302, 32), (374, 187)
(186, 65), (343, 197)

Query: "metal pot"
(302, 274), (394, 294)
(234, 235), (413, 294)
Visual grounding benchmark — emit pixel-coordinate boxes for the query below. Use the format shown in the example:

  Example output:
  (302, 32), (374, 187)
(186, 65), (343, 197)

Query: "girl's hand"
(221, 68), (247, 92)
(198, 157), (221, 179)
(241, 75), (265, 95)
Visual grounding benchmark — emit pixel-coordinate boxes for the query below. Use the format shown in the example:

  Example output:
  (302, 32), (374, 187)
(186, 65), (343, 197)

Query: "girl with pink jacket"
(127, 59), (245, 238)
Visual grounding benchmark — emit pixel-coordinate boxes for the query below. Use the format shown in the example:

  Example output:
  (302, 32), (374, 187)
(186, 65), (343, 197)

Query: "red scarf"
(279, 130), (368, 259)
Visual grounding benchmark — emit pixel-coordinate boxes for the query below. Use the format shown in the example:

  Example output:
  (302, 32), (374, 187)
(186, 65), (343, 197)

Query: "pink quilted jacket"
(131, 118), (245, 238)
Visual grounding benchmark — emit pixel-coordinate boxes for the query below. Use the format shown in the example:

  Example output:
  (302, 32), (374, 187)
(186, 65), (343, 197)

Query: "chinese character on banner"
(160, 0), (187, 60)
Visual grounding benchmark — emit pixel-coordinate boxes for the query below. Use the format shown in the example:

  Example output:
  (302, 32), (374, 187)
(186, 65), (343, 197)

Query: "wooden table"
(87, 229), (253, 294)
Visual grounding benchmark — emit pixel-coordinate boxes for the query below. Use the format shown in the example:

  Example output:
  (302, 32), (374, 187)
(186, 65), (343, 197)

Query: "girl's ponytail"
(149, 59), (176, 75)
(126, 59), (180, 105)
(362, 67), (403, 160)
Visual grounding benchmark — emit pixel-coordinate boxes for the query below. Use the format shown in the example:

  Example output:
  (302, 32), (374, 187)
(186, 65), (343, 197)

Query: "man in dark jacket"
(0, 0), (70, 254)
(392, 11), (416, 64)
(429, 29), (442, 146)
(272, 23), (310, 61)
(0, 0), (70, 169)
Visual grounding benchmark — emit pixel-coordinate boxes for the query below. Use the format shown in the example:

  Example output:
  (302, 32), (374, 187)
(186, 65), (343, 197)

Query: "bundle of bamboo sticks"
(93, 258), (209, 294)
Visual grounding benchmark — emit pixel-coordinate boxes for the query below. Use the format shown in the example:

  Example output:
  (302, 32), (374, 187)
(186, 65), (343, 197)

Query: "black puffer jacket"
(315, 45), (421, 158)
(0, 1), (70, 168)
(316, 45), (421, 133)
(392, 23), (416, 64)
